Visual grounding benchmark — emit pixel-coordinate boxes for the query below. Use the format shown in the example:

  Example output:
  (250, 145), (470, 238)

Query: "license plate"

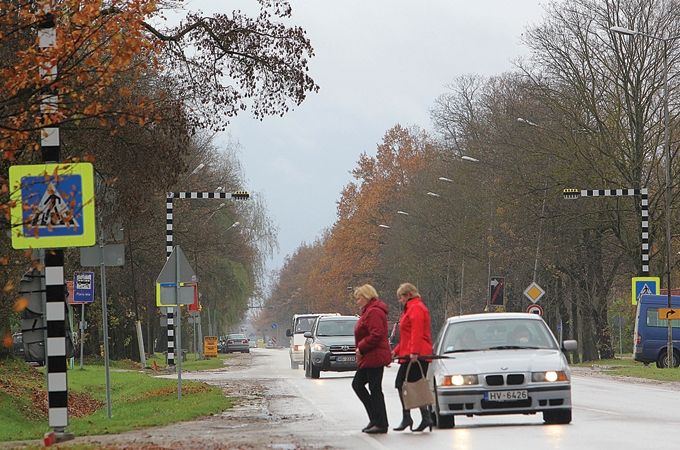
(485, 390), (528, 401)
(337, 355), (356, 362)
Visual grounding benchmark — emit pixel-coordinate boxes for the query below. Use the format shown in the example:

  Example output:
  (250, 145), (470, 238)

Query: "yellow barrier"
(204, 336), (218, 358)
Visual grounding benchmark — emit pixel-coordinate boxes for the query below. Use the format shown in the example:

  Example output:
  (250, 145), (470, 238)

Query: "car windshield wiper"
(488, 345), (540, 350)
(443, 349), (479, 354)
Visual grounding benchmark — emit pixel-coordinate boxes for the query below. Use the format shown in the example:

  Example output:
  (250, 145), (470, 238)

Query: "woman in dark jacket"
(391, 282), (433, 432)
(352, 284), (392, 434)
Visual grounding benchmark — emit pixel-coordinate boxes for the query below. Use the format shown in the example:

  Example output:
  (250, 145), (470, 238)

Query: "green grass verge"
(146, 352), (231, 371)
(574, 355), (680, 381)
(0, 359), (232, 442)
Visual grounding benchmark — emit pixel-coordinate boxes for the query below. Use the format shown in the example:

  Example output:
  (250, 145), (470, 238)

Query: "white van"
(286, 313), (339, 369)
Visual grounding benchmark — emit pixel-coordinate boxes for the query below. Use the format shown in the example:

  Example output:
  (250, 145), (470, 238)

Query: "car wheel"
(543, 408), (572, 425)
(311, 363), (321, 379)
(433, 385), (455, 429)
(656, 349), (680, 368)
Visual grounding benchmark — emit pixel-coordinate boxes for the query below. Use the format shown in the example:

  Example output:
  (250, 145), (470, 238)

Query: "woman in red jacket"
(391, 282), (433, 432)
(352, 284), (392, 434)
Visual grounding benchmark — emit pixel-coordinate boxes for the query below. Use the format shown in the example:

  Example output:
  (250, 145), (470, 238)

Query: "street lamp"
(226, 221), (240, 231)
(377, 224), (391, 229)
(396, 210), (409, 216)
(516, 117), (539, 127)
(461, 155), (479, 163)
(612, 24), (680, 367)
(189, 163), (205, 176)
(438, 177), (454, 183)
(426, 191), (441, 198)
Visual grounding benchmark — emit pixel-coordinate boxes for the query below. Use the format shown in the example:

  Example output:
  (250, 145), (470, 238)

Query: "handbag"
(402, 359), (434, 409)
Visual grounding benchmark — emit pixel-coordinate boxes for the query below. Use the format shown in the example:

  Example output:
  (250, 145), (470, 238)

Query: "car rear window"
(228, 334), (247, 340)
(294, 317), (317, 333)
(316, 319), (357, 336)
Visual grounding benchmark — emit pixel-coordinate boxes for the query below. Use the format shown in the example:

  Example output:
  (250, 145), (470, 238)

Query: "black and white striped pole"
(563, 188), (649, 275)
(38, 3), (74, 444)
(164, 190), (249, 367)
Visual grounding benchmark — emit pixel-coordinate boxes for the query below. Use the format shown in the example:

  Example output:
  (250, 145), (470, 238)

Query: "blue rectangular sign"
(73, 272), (95, 303)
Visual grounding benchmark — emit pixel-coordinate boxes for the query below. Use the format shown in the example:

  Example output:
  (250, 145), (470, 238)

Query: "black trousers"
(352, 366), (388, 428)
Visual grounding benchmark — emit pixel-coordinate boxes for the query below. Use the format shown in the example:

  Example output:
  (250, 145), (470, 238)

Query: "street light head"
(610, 26), (637, 36)
(426, 191), (441, 198)
(461, 156), (479, 163)
(517, 117), (538, 127)
(396, 210), (409, 216)
(190, 163), (205, 176)
(378, 224), (391, 229)
(438, 177), (454, 183)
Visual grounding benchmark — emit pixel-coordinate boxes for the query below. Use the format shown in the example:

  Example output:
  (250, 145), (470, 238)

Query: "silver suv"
(303, 315), (358, 379)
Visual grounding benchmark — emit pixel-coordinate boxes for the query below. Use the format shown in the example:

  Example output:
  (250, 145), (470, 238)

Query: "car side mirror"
(562, 340), (577, 352)
(285, 329), (292, 337)
(303, 332), (312, 339)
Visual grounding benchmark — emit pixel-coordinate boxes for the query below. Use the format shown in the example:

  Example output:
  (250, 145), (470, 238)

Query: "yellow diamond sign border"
(523, 281), (545, 304)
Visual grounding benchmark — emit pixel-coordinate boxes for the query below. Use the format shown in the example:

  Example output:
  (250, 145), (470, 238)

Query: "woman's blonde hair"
(396, 282), (419, 299)
(354, 284), (379, 300)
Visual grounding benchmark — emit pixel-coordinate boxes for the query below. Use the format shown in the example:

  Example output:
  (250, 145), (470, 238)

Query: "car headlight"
(441, 374), (478, 386)
(312, 342), (328, 352)
(531, 371), (569, 382)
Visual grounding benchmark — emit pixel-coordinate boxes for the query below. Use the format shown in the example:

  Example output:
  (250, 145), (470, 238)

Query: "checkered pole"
(563, 188), (649, 275)
(37, 2), (71, 440)
(164, 190), (249, 366)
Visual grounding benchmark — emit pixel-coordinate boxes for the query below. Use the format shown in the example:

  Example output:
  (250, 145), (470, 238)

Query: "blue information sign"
(632, 276), (660, 305)
(73, 272), (95, 303)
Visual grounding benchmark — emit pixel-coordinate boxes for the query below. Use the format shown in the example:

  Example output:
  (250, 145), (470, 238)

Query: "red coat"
(354, 298), (392, 368)
(393, 296), (432, 358)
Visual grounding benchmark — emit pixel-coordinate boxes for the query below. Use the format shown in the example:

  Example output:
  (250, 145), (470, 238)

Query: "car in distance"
(303, 315), (359, 379)
(223, 333), (250, 353)
(427, 313), (576, 428)
(286, 313), (339, 369)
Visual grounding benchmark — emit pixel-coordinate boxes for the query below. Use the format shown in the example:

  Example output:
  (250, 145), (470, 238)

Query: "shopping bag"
(402, 360), (434, 409)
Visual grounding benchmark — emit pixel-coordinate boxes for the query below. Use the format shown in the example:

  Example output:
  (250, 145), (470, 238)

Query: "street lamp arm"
(611, 25), (680, 42)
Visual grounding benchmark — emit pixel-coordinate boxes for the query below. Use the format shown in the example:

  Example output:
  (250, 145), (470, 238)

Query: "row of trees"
(258, 0), (680, 361)
(0, 0), (317, 359)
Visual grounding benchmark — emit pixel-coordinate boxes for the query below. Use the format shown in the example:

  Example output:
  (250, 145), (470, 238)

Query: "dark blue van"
(634, 294), (680, 368)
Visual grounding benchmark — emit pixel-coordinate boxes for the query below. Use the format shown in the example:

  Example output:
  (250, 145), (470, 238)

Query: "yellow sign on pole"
(9, 163), (96, 249)
(631, 277), (660, 305)
(203, 336), (218, 358)
(658, 308), (680, 320)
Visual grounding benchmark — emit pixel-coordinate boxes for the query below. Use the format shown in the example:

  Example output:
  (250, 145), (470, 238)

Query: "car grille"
(481, 398), (532, 409)
(329, 345), (356, 353)
(485, 374), (525, 386)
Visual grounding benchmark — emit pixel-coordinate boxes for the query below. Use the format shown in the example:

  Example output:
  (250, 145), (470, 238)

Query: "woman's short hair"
(397, 282), (419, 299)
(354, 284), (378, 300)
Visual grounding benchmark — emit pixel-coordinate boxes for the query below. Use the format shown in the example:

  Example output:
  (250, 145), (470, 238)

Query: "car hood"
(315, 336), (355, 347)
(435, 349), (569, 374)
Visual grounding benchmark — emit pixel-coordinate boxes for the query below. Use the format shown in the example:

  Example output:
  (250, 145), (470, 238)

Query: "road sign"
(658, 308), (680, 320)
(523, 281), (545, 303)
(632, 277), (660, 305)
(156, 245), (196, 284)
(73, 272), (95, 303)
(203, 336), (218, 358)
(80, 244), (125, 267)
(9, 162), (96, 249)
(527, 304), (544, 316)
(489, 276), (505, 306)
(155, 282), (196, 307)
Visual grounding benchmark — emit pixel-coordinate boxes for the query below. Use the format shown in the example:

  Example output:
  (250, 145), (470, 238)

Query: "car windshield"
(440, 318), (557, 354)
(316, 319), (357, 336)
(294, 317), (317, 333)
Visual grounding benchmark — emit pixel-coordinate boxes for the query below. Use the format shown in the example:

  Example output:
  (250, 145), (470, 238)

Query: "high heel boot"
(412, 407), (433, 432)
(393, 410), (413, 431)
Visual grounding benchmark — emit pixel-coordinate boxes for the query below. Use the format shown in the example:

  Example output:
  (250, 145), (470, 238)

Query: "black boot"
(393, 410), (413, 431)
(412, 407), (433, 432)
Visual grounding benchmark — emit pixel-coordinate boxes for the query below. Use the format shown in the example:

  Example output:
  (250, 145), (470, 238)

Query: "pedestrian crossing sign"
(631, 276), (660, 305)
(9, 163), (96, 249)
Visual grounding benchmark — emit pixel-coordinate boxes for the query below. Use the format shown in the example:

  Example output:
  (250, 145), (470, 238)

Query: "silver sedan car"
(427, 313), (576, 428)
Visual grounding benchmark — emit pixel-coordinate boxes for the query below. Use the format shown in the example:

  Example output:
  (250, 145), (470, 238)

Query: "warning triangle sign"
(30, 182), (79, 229)
(638, 283), (652, 301)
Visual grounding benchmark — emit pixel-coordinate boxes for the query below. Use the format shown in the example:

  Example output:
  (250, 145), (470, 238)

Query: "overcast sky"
(182, 0), (548, 274)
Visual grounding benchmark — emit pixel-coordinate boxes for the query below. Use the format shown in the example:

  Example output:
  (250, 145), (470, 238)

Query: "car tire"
(656, 349), (680, 368)
(543, 408), (572, 425)
(433, 385), (455, 429)
(311, 363), (321, 379)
